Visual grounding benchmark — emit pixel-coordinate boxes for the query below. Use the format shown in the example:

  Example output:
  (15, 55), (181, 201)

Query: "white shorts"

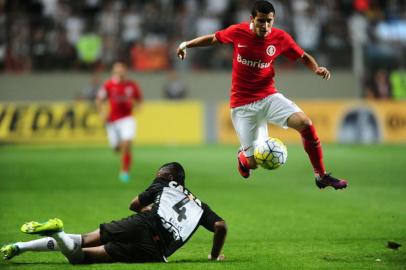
(106, 116), (136, 148)
(231, 93), (302, 156)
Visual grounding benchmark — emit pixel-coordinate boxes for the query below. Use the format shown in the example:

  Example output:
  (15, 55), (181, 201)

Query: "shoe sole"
(315, 180), (348, 190)
(21, 219), (63, 235)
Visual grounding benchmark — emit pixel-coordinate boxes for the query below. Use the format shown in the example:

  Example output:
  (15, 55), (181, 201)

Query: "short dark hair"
(251, 1), (275, 17)
(159, 162), (185, 186)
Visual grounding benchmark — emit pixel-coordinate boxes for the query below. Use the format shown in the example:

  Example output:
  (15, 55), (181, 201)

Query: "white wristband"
(179, 41), (187, 51)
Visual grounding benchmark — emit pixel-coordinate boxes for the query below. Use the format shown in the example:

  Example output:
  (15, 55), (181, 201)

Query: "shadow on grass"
(1, 261), (67, 267)
(169, 258), (246, 264)
(1, 258), (247, 266)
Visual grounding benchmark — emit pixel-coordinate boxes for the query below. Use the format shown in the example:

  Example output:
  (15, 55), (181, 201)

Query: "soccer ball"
(254, 137), (288, 170)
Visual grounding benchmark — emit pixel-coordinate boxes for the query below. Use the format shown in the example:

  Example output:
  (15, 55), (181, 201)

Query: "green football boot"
(21, 218), (63, 235)
(1, 243), (20, 260)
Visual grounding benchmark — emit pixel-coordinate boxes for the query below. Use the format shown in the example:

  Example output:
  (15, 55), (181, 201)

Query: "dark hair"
(251, 1), (275, 17)
(159, 162), (185, 186)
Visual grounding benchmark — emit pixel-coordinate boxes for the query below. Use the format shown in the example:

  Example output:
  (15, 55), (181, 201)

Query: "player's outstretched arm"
(208, 221), (227, 261)
(300, 52), (331, 80)
(177, 34), (218, 60)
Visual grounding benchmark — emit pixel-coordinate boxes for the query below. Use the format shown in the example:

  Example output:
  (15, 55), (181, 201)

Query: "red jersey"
(98, 78), (143, 122)
(215, 23), (304, 108)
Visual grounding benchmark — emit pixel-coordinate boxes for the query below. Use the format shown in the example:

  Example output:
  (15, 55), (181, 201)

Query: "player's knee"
(298, 118), (312, 131)
(303, 118), (312, 127)
(121, 141), (131, 152)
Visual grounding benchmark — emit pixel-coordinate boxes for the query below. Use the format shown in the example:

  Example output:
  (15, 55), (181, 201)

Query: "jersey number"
(172, 197), (190, 222)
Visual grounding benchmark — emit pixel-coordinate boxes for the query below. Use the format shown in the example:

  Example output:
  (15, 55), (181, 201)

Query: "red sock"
(122, 152), (132, 172)
(300, 125), (326, 176)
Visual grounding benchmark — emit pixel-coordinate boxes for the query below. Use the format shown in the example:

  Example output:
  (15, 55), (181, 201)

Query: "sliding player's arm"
(129, 196), (152, 213)
(177, 34), (218, 60)
(208, 220), (227, 261)
(200, 203), (227, 261)
(129, 183), (160, 213)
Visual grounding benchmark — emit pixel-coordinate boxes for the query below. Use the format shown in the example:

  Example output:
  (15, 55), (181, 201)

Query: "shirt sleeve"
(199, 202), (224, 232)
(215, 24), (238, 44)
(137, 183), (161, 206)
(282, 32), (304, 61)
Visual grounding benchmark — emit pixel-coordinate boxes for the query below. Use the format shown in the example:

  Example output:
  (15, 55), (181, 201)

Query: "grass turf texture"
(0, 144), (405, 270)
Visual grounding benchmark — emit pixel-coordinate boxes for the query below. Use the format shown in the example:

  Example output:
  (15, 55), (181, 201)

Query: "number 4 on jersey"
(172, 197), (190, 222)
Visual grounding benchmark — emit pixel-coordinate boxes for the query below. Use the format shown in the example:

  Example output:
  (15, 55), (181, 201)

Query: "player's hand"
(315, 67), (331, 80)
(208, 254), (225, 261)
(177, 41), (187, 60)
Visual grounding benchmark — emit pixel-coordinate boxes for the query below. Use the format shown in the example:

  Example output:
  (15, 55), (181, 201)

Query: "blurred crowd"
(0, 0), (406, 98)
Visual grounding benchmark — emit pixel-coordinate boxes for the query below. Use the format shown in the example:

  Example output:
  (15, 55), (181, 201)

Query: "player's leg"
(82, 229), (102, 247)
(106, 122), (120, 152)
(231, 105), (260, 178)
(286, 111), (325, 175)
(25, 232), (110, 264)
(119, 140), (132, 182)
(18, 218), (85, 263)
(1, 218), (84, 260)
(1, 233), (82, 260)
(97, 215), (164, 263)
(81, 246), (114, 264)
(117, 116), (136, 182)
(264, 94), (319, 172)
(264, 93), (344, 187)
(245, 119), (269, 168)
(287, 111), (347, 189)
(51, 231), (86, 264)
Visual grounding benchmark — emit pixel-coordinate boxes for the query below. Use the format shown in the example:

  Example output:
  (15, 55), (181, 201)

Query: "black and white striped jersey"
(138, 177), (223, 257)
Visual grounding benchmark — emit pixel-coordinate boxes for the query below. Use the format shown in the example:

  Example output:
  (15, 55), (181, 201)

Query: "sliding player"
(1, 163), (227, 263)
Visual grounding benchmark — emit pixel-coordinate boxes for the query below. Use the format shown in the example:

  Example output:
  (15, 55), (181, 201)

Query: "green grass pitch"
(0, 144), (405, 270)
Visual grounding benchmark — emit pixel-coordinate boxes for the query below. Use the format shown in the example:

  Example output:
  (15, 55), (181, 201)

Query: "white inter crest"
(266, 45), (276, 56)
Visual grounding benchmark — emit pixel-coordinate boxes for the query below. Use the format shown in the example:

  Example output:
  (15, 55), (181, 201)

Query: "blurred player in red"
(177, 1), (347, 190)
(96, 62), (143, 182)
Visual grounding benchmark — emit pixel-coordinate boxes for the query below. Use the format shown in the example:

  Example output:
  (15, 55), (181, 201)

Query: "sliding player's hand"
(315, 67), (331, 80)
(177, 42), (187, 60)
(208, 254), (225, 261)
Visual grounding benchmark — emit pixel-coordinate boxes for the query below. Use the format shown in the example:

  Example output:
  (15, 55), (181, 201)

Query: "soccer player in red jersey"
(176, 1), (347, 190)
(96, 62), (143, 182)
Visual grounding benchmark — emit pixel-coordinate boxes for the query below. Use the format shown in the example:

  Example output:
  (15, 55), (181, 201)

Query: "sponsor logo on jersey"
(266, 45), (276, 56)
(237, 54), (271, 69)
(237, 43), (248, 48)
